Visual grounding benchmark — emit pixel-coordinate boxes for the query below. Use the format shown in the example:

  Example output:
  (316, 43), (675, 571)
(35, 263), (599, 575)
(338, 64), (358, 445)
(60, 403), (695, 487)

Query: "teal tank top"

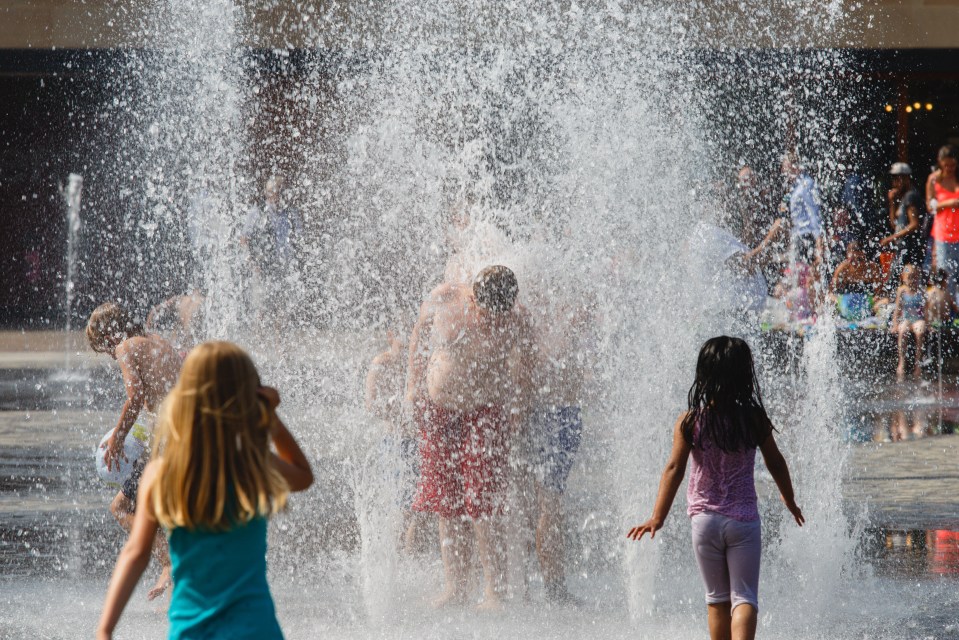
(167, 517), (283, 640)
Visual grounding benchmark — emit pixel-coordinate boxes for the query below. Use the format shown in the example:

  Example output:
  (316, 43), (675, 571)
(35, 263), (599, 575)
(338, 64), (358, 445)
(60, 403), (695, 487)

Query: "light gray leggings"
(690, 511), (761, 611)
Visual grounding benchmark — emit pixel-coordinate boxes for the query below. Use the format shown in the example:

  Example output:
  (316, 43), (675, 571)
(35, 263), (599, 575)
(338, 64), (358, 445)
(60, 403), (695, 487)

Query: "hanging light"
(926, 103), (934, 111)
(885, 104), (893, 112)
(906, 105), (913, 113)
(913, 102), (922, 109)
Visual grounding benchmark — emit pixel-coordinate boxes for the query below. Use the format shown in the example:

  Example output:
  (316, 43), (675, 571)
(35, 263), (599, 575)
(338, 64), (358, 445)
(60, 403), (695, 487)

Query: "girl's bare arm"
(258, 387), (313, 492)
(626, 413), (692, 540)
(759, 433), (804, 526)
(96, 462), (161, 640)
(269, 416), (314, 492)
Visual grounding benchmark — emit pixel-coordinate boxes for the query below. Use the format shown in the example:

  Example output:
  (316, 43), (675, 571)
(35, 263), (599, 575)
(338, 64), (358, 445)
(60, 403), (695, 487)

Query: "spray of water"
(55, 0), (894, 636)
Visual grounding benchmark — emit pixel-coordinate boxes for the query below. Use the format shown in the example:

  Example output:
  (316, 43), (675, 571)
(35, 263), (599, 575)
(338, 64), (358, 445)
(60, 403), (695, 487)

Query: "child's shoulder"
(371, 349), (399, 367)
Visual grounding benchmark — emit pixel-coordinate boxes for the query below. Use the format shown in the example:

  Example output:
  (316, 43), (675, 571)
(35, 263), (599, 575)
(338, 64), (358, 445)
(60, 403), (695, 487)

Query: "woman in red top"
(928, 145), (959, 296)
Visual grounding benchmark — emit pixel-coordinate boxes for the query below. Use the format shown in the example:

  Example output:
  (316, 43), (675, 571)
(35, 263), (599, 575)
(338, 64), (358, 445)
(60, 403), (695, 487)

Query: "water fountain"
(7, 1), (959, 638)
(60, 173), (83, 340)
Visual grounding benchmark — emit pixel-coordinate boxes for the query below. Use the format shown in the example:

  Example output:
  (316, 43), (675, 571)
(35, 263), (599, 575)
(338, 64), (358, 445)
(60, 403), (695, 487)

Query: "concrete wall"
(1, 0), (957, 50)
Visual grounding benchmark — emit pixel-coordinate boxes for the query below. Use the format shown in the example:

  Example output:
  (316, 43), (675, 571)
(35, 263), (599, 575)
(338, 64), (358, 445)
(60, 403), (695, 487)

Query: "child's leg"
(435, 516), (472, 607)
(707, 603), (733, 640)
(110, 492), (136, 532)
(725, 519), (761, 640)
(691, 513), (732, 639)
(914, 321), (927, 376)
(147, 532), (172, 600)
(731, 604), (758, 640)
(897, 323), (909, 377)
(112, 489), (172, 600)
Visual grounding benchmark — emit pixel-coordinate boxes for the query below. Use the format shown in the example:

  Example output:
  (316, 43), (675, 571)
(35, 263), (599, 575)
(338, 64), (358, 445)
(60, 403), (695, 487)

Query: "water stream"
(6, 1), (955, 638)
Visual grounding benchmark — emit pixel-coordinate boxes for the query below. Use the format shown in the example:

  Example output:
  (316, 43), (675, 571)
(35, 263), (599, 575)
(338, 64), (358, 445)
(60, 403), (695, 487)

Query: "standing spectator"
(730, 166), (789, 288)
(879, 162), (925, 283)
(780, 153), (824, 267)
(927, 145), (959, 297)
(241, 176), (303, 319)
(837, 168), (872, 246)
(734, 166), (774, 248)
(243, 176), (301, 277)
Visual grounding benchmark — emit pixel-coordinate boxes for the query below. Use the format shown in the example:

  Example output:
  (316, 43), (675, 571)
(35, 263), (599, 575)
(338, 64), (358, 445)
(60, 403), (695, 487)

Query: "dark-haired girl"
(627, 336), (803, 640)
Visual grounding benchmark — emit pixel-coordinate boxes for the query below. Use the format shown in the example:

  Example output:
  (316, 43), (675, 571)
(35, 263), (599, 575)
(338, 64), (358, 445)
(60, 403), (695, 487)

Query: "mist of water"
(55, 0), (885, 636)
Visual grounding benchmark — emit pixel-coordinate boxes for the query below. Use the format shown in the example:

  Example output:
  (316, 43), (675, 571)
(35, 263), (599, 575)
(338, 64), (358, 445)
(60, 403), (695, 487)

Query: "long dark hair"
(680, 336), (774, 452)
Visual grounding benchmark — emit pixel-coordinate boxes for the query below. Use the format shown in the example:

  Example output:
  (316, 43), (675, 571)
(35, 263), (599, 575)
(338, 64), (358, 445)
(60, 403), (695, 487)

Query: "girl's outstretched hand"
(626, 517), (663, 540)
(783, 496), (805, 527)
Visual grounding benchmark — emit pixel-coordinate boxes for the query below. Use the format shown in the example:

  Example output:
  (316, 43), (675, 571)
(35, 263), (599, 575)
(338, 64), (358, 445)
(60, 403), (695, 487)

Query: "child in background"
(783, 262), (815, 323)
(96, 341), (313, 640)
(87, 302), (181, 599)
(145, 289), (205, 356)
(364, 329), (430, 553)
(891, 265), (926, 380)
(925, 269), (959, 327)
(627, 336), (804, 640)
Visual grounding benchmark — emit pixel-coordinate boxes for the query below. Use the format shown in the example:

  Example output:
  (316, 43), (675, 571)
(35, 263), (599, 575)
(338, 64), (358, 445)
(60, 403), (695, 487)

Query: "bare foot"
(476, 591), (503, 612)
(147, 567), (172, 601)
(914, 364), (923, 380)
(431, 587), (468, 609)
(896, 364), (906, 381)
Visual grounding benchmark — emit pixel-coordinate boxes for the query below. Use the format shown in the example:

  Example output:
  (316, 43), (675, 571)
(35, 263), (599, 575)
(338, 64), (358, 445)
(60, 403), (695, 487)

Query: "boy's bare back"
(115, 334), (182, 411)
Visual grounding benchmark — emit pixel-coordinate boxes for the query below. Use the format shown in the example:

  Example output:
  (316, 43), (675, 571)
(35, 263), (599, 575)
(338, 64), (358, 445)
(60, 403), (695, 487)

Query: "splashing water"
(11, 0), (929, 638)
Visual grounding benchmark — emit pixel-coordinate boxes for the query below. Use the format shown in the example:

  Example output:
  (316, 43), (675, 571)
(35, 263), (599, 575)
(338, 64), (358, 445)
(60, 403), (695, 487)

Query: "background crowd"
(717, 145), (959, 377)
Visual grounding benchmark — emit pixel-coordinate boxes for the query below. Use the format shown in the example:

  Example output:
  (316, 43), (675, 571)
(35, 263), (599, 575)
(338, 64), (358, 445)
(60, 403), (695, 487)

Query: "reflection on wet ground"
(845, 377), (959, 443)
(7, 346), (959, 638)
(866, 528), (959, 578)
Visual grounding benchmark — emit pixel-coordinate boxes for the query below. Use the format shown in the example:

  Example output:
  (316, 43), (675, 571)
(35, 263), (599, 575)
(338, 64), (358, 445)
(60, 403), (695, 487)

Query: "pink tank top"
(932, 181), (959, 243)
(686, 417), (760, 522)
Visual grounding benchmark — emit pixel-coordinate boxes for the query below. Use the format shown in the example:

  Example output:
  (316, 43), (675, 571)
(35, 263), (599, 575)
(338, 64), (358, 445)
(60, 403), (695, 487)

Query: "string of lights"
(885, 102), (934, 113)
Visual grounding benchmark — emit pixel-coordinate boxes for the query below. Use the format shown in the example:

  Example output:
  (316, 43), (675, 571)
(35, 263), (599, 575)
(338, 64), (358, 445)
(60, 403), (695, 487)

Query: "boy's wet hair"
(934, 268), (951, 286)
(86, 302), (145, 353)
(473, 265), (519, 314)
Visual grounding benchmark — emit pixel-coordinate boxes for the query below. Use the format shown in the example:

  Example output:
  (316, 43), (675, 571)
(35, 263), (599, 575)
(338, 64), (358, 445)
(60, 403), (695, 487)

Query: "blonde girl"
(97, 341), (313, 640)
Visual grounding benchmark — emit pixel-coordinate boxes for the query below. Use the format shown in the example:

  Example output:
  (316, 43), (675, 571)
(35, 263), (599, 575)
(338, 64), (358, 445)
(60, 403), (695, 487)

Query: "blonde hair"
(86, 302), (144, 353)
(150, 341), (288, 531)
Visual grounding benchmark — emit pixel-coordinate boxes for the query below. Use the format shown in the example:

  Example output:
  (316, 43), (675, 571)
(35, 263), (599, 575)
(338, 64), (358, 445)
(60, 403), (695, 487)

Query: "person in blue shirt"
(780, 153), (823, 266)
(97, 341), (314, 640)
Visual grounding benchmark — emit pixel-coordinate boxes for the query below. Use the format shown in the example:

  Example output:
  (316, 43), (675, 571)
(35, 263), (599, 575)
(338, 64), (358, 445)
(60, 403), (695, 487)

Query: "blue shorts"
(120, 456), (146, 505)
(381, 434), (419, 510)
(530, 406), (582, 494)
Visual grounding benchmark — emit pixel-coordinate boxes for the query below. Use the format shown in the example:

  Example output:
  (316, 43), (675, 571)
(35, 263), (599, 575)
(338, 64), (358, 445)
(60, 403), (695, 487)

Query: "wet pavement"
(5, 332), (959, 638)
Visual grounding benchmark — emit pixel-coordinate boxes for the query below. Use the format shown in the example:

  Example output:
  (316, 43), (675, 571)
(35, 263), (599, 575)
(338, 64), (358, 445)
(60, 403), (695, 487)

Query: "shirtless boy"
(87, 302), (182, 599)
(406, 265), (534, 610)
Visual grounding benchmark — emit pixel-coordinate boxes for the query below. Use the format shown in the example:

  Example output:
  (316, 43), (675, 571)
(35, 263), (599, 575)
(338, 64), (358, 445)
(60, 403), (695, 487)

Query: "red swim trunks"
(412, 401), (510, 519)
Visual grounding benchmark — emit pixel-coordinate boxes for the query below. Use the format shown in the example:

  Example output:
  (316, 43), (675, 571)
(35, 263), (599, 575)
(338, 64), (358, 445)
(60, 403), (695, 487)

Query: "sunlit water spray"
(8, 0), (925, 638)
